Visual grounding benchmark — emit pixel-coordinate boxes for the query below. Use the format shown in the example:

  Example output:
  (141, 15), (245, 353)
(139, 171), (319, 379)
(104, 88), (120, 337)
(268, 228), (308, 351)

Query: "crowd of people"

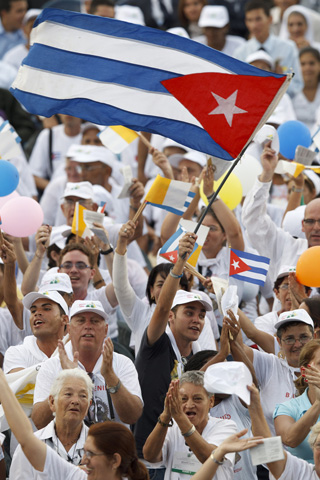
(1, 0), (320, 478)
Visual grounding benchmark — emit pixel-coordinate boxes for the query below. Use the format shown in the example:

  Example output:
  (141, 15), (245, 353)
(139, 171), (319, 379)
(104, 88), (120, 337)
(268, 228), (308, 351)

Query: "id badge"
(172, 451), (202, 476)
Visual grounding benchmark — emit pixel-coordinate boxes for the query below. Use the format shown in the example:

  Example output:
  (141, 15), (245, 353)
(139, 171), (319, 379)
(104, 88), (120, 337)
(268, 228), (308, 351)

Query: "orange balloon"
(296, 246), (320, 287)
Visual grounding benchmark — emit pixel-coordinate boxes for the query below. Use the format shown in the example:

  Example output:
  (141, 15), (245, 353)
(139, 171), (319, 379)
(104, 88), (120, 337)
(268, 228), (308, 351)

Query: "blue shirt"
(274, 388), (318, 463)
(0, 20), (25, 60)
(233, 33), (303, 98)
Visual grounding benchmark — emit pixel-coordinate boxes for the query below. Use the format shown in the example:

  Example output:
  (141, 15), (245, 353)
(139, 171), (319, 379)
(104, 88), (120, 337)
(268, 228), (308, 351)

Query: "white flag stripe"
(164, 180), (193, 209)
(13, 66), (203, 127)
(236, 271), (267, 282)
(244, 259), (270, 270)
(31, 21), (232, 76)
(180, 219), (209, 246)
(99, 129), (129, 154)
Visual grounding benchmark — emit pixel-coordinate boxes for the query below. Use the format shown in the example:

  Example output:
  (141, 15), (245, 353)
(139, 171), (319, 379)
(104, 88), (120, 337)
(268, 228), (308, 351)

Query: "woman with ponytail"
(274, 339), (320, 463)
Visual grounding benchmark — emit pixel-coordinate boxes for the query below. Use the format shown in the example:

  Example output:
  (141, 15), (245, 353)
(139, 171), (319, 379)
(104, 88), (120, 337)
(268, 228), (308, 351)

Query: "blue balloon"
(0, 160), (19, 197)
(278, 120), (311, 160)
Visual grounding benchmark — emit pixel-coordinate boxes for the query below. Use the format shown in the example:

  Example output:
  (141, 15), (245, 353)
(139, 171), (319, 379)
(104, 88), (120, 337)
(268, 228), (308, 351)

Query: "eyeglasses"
(303, 219), (320, 226)
(83, 449), (105, 459)
(63, 199), (92, 207)
(279, 284), (289, 290)
(59, 262), (91, 270)
(79, 164), (103, 172)
(282, 335), (312, 345)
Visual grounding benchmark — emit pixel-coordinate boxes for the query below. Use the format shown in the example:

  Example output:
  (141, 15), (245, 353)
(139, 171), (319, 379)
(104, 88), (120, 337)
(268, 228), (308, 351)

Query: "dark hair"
(197, 207), (225, 233)
(245, 0), (271, 16)
(0, 0), (22, 12)
(299, 46), (320, 62)
(295, 339), (320, 395)
(273, 276), (312, 295)
(88, 422), (149, 480)
(89, 0), (115, 14)
(301, 296), (320, 329)
(184, 350), (218, 371)
(277, 320), (314, 340)
(146, 263), (188, 305)
(177, 0), (207, 30)
(47, 244), (61, 269)
(59, 243), (94, 268)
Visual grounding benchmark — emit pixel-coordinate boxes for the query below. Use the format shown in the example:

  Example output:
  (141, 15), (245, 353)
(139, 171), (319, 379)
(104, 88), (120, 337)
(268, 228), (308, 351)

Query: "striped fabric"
(11, 9), (290, 160)
(144, 175), (195, 216)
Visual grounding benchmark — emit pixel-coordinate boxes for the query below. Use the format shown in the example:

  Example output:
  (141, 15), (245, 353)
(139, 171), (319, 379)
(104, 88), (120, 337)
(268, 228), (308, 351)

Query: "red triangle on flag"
(162, 72), (286, 159)
(160, 250), (178, 263)
(229, 250), (251, 276)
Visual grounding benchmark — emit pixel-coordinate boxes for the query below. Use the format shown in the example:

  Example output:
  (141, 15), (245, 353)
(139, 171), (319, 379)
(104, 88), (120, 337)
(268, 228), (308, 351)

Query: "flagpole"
(138, 133), (153, 150)
(194, 146), (248, 234)
(132, 200), (147, 223)
(184, 263), (206, 284)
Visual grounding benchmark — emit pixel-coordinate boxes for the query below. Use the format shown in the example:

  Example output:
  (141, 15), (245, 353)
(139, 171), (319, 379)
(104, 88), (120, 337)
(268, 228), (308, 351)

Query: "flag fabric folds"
(11, 8), (290, 160)
(71, 203), (91, 238)
(99, 126), (139, 154)
(159, 219), (209, 267)
(144, 175), (195, 216)
(229, 248), (270, 286)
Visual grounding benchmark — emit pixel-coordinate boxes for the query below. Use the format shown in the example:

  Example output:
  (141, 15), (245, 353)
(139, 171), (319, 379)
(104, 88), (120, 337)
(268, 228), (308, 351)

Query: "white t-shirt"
(211, 395), (257, 480)
(253, 349), (299, 436)
(29, 124), (82, 181)
(33, 342), (142, 427)
(2, 43), (27, 71)
(269, 450), (318, 480)
(10, 420), (88, 480)
(162, 416), (237, 480)
(254, 311), (278, 337)
(4, 335), (49, 373)
(36, 446), (86, 480)
(0, 307), (32, 356)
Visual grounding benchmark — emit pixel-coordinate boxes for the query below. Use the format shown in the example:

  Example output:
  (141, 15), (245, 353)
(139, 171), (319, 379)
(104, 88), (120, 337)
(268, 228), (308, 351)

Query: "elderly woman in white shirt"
(9, 368), (93, 478)
(143, 371), (238, 480)
(0, 368), (149, 480)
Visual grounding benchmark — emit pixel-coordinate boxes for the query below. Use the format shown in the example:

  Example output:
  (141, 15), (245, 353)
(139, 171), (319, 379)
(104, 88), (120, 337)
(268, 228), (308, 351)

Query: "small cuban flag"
(229, 248), (270, 286)
(159, 219), (209, 267)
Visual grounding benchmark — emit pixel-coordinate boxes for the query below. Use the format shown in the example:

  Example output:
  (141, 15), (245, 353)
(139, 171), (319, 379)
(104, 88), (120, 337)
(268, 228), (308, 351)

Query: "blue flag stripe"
(232, 273), (266, 286)
(247, 266), (269, 276)
(33, 12), (284, 78)
(24, 44), (183, 94)
(147, 202), (188, 216)
(231, 248), (270, 265)
(12, 90), (233, 159)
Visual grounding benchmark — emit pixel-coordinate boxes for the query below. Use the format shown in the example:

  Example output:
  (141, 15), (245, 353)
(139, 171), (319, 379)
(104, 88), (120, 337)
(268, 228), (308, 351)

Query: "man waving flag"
(11, 8), (290, 160)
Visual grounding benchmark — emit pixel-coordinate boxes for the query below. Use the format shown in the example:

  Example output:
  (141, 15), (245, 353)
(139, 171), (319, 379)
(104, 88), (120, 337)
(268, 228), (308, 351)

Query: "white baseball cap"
(181, 150), (207, 168)
(274, 309), (314, 330)
(115, 5), (145, 25)
(39, 272), (73, 294)
(23, 8), (42, 25)
(167, 27), (190, 38)
(198, 6), (229, 28)
(246, 50), (275, 70)
(171, 290), (212, 312)
(276, 265), (296, 280)
(62, 181), (94, 200)
(66, 145), (117, 172)
(23, 290), (69, 316)
(70, 300), (108, 322)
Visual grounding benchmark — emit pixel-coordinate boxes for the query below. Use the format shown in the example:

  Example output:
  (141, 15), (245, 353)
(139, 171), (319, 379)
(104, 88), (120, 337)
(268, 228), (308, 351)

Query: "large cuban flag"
(11, 9), (290, 160)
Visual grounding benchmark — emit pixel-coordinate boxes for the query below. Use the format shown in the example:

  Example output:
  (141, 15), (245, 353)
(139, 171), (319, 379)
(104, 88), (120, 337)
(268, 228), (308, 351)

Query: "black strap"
(48, 127), (53, 178)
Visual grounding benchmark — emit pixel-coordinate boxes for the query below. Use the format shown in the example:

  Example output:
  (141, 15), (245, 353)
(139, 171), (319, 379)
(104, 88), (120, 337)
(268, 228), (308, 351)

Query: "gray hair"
(50, 368), (93, 402)
(179, 371), (214, 397)
(308, 422), (320, 448)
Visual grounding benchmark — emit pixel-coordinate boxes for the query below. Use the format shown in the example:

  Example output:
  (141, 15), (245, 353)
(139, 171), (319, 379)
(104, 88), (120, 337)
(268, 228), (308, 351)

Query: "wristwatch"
(100, 244), (114, 255)
(107, 379), (121, 394)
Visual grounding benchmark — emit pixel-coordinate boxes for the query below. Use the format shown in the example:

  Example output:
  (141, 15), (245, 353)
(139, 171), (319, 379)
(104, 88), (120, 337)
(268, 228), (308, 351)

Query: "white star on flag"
(169, 255), (175, 261)
(209, 90), (247, 127)
(232, 260), (240, 270)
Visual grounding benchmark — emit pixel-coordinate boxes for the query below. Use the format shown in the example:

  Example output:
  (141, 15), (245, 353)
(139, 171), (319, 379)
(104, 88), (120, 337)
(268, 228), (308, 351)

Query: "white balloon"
(233, 153), (262, 196)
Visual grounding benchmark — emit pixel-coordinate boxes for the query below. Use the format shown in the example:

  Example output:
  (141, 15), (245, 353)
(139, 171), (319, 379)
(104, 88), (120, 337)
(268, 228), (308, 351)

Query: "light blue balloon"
(0, 160), (19, 196)
(278, 120), (311, 160)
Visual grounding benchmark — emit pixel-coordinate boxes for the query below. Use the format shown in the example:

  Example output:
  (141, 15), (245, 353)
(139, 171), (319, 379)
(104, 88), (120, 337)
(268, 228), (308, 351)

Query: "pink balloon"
(0, 197), (44, 237)
(0, 190), (19, 209)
